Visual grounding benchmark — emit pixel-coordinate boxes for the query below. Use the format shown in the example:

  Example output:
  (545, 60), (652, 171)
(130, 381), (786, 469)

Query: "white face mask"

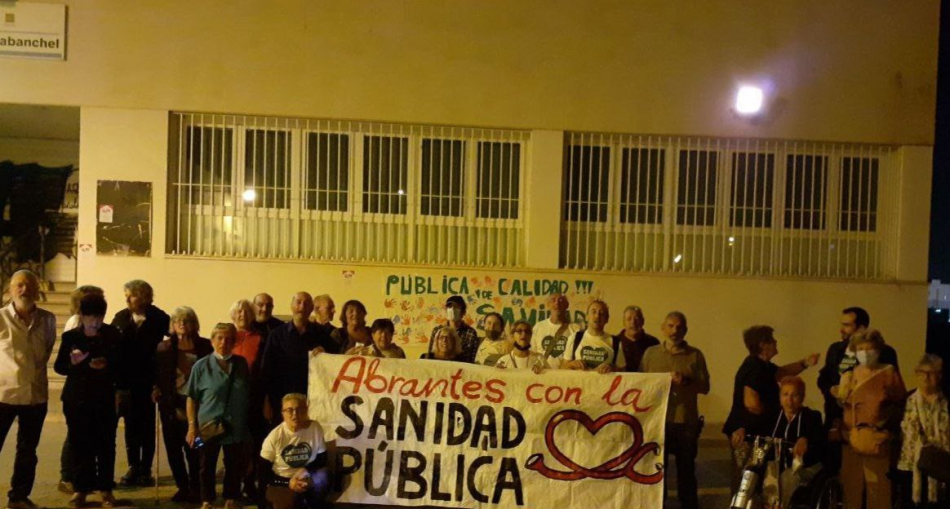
(856, 349), (879, 366)
(214, 352), (232, 361)
(445, 308), (462, 322)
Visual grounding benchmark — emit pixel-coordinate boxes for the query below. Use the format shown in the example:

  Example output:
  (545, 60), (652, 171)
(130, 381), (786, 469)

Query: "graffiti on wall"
(382, 274), (599, 345)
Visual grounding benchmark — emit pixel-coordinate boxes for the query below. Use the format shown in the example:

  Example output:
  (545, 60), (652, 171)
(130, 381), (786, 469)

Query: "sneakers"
(67, 493), (86, 509)
(99, 491), (117, 508)
(57, 480), (75, 495)
(6, 499), (39, 509)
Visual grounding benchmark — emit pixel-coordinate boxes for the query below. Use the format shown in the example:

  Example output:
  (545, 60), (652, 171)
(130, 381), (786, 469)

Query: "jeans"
(0, 403), (48, 501)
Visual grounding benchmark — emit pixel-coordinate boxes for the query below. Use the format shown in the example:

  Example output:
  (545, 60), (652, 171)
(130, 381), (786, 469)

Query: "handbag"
(914, 395), (950, 482)
(845, 378), (889, 456)
(197, 360), (234, 443)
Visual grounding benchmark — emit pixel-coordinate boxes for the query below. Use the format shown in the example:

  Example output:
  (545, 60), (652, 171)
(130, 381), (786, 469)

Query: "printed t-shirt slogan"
(309, 355), (671, 508)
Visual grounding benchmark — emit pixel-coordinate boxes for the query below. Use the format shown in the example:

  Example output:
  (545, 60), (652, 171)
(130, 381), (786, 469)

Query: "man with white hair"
(0, 270), (57, 509)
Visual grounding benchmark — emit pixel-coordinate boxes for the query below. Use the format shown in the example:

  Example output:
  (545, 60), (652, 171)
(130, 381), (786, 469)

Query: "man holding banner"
(640, 311), (710, 509)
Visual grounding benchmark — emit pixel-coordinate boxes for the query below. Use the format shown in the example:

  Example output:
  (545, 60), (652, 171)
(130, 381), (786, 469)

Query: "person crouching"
(260, 394), (330, 509)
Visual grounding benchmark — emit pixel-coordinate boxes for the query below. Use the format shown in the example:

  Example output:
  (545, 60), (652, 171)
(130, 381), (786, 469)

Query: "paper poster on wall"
(96, 180), (151, 256)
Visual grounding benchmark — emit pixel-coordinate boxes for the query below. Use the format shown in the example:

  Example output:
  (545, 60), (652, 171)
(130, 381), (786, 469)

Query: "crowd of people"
(0, 269), (948, 509)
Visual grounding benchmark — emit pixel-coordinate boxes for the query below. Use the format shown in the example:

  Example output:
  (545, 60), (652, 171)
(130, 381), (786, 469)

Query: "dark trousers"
(665, 422), (699, 509)
(159, 405), (200, 494)
(200, 441), (248, 503)
(60, 434), (74, 482)
(0, 402), (48, 501)
(64, 402), (117, 493)
(265, 470), (331, 509)
(118, 386), (155, 474)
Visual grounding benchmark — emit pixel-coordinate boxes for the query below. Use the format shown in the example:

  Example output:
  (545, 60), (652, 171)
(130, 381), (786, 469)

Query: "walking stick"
(154, 402), (161, 506)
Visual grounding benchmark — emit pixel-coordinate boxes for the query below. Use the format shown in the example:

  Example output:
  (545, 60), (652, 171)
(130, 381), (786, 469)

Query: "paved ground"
(0, 410), (734, 508)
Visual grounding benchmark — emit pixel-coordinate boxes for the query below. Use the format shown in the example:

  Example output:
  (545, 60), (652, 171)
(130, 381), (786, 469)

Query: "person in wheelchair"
(769, 376), (824, 508)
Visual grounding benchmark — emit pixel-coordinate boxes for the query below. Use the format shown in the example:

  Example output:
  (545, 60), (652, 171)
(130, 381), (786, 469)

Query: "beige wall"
(77, 107), (931, 425)
(0, 1), (939, 144)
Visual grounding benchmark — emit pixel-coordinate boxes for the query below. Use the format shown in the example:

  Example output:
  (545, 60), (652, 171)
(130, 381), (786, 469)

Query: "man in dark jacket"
(111, 279), (170, 486)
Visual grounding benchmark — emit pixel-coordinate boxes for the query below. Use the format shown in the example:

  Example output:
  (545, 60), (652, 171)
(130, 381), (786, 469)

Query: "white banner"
(309, 355), (671, 508)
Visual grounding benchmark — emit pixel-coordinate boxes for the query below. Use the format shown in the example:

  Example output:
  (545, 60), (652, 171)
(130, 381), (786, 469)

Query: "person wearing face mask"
(154, 306), (212, 503)
(530, 293), (580, 363)
(723, 326), (820, 490)
(427, 296), (479, 363)
(475, 313), (512, 366)
(54, 293), (123, 508)
(769, 377), (824, 509)
(111, 279), (170, 487)
(562, 300), (625, 374)
(495, 321), (548, 372)
(347, 319), (406, 359)
(329, 300), (371, 354)
(615, 305), (659, 372)
(834, 328), (907, 509)
(186, 323), (252, 509)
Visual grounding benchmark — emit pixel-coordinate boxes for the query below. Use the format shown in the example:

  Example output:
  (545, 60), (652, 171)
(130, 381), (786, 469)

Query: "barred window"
(421, 139), (464, 217)
(304, 132), (349, 212)
(564, 145), (610, 222)
(840, 157), (879, 232)
(784, 155), (828, 230)
(730, 152), (774, 228)
(619, 148), (664, 224)
(362, 136), (408, 215)
(561, 133), (898, 280)
(676, 150), (718, 226)
(477, 141), (520, 219)
(168, 113), (528, 266)
(244, 129), (290, 209)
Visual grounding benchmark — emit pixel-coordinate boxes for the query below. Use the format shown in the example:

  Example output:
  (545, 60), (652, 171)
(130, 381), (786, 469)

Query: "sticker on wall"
(96, 180), (152, 257)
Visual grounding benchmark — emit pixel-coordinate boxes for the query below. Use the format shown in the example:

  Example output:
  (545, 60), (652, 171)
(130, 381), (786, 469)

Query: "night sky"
(931, 1), (950, 281)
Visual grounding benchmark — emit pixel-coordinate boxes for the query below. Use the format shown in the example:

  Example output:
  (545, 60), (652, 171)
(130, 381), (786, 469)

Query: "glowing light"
(673, 254), (683, 263)
(735, 85), (764, 115)
(242, 189), (257, 202)
(728, 236), (736, 242)
(398, 189), (405, 195)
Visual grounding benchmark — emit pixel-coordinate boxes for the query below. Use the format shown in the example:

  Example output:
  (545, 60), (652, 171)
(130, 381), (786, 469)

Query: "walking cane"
(154, 402), (161, 506)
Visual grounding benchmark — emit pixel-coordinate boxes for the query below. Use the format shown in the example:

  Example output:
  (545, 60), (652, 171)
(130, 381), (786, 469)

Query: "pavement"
(0, 409), (734, 509)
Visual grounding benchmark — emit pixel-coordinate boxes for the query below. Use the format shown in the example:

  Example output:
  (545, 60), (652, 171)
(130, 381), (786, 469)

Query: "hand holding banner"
(309, 354), (671, 508)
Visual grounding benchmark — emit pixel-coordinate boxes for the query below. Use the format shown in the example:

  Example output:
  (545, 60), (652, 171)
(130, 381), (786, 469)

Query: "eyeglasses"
(281, 407), (306, 415)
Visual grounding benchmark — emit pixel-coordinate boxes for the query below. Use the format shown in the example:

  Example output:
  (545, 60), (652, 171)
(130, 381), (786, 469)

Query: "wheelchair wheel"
(813, 475), (843, 509)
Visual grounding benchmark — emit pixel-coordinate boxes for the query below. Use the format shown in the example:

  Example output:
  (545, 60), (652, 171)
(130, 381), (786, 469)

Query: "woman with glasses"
(154, 307), (212, 503)
(420, 327), (463, 362)
(898, 354), (949, 508)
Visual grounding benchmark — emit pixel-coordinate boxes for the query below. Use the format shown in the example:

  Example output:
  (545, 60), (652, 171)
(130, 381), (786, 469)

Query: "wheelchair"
(731, 435), (843, 509)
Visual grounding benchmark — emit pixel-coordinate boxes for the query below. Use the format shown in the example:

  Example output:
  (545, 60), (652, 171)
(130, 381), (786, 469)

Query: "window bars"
(167, 113), (529, 267)
(561, 132), (898, 280)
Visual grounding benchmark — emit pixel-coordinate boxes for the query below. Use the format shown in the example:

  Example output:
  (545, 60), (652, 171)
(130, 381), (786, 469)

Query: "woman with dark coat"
(55, 294), (123, 508)
(154, 306), (212, 503)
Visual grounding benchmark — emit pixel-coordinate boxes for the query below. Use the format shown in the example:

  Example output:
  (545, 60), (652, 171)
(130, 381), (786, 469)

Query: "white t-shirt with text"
(530, 319), (581, 359)
(261, 421), (328, 479)
(563, 330), (626, 370)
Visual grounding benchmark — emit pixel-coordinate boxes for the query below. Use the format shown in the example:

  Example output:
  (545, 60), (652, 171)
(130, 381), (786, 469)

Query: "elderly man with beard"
(0, 270), (57, 509)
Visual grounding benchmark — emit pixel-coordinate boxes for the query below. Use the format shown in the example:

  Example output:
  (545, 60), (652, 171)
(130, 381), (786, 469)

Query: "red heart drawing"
(525, 410), (664, 484)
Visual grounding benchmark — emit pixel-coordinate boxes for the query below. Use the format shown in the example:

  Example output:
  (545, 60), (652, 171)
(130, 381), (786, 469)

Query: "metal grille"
(168, 113), (528, 266)
(561, 133), (898, 280)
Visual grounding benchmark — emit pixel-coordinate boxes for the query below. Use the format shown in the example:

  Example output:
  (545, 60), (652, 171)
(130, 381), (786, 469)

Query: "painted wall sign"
(383, 274), (599, 346)
(310, 355), (669, 508)
(0, 3), (66, 60)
